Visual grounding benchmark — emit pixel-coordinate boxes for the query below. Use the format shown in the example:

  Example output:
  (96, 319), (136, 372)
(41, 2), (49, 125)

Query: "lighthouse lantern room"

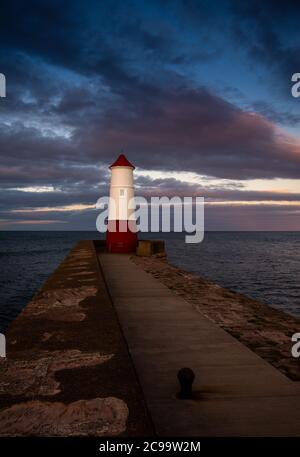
(106, 153), (138, 253)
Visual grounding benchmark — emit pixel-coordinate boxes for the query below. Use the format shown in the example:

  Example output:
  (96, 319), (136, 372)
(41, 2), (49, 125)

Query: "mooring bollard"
(177, 367), (195, 399)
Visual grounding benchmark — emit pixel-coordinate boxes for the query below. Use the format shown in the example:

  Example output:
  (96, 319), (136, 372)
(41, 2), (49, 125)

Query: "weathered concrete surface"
(0, 241), (153, 436)
(133, 255), (300, 382)
(99, 253), (300, 437)
(0, 398), (128, 436)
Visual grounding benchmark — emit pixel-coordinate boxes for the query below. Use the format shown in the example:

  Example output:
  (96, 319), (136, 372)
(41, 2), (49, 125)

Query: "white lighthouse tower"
(106, 153), (138, 253)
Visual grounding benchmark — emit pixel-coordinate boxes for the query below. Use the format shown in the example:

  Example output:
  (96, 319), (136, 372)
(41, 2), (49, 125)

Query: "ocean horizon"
(0, 230), (299, 333)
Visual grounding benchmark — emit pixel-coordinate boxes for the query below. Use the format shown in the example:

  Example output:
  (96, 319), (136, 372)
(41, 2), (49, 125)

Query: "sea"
(0, 231), (299, 333)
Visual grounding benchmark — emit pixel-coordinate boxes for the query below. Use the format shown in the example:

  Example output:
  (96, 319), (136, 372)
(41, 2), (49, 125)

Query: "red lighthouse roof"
(109, 153), (135, 169)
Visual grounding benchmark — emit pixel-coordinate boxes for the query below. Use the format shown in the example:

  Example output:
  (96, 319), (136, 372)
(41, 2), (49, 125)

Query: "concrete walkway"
(99, 253), (300, 436)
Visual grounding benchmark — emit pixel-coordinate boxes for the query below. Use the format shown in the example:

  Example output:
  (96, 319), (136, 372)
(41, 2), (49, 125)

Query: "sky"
(0, 0), (300, 230)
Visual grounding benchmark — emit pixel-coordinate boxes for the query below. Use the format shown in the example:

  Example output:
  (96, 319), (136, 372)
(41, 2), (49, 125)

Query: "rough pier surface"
(99, 253), (300, 437)
(0, 241), (153, 437)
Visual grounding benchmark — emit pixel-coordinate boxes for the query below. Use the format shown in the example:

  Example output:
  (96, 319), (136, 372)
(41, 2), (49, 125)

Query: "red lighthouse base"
(106, 220), (138, 253)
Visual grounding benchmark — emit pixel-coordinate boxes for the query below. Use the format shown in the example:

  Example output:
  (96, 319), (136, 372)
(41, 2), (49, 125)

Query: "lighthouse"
(106, 153), (138, 253)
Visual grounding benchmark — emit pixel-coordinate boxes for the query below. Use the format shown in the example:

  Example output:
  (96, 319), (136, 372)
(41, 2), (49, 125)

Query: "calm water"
(0, 231), (299, 332)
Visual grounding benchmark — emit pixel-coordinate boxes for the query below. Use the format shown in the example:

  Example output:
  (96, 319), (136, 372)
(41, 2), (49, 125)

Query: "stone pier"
(1, 240), (300, 436)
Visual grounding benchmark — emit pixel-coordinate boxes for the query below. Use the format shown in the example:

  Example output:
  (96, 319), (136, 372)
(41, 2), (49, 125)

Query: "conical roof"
(109, 154), (135, 169)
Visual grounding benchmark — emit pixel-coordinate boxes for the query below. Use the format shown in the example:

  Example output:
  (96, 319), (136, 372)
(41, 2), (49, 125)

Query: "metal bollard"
(177, 367), (195, 399)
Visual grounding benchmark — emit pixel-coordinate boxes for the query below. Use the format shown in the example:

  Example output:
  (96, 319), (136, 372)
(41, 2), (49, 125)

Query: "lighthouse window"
(120, 188), (125, 197)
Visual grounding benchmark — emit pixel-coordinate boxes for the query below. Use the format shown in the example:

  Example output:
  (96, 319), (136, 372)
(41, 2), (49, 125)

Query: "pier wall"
(0, 240), (153, 436)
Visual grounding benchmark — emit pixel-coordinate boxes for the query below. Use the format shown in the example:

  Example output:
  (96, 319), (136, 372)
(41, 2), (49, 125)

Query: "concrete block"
(136, 240), (165, 257)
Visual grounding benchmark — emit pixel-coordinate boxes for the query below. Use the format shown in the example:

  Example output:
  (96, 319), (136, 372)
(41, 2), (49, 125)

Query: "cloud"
(230, 0), (300, 92)
(78, 85), (300, 179)
(251, 101), (300, 126)
(1, 0), (300, 230)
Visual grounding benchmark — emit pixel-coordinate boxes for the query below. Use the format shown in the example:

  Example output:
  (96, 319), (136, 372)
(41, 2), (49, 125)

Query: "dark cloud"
(251, 101), (300, 126)
(230, 0), (300, 94)
(0, 0), (300, 230)
(77, 85), (300, 179)
(205, 204), (300, 231)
